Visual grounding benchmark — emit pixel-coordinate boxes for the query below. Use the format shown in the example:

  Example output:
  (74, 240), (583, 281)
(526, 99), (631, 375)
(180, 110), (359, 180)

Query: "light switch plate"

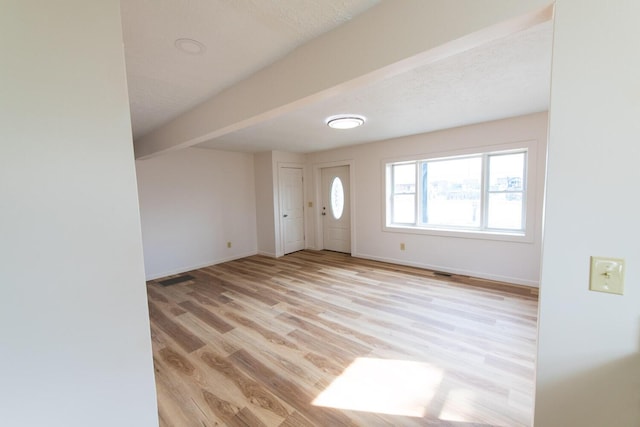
(589, 256), (625, 295)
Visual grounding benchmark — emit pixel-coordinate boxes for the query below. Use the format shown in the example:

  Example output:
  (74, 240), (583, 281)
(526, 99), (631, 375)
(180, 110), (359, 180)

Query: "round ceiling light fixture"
(174, 38), (206, 55)
(326, 114), (366, 130)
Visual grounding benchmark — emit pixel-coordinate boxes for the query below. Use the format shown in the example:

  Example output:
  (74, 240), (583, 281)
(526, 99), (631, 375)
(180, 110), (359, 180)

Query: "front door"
(321, 166), (350, 253)
(280, 167), (305, 254)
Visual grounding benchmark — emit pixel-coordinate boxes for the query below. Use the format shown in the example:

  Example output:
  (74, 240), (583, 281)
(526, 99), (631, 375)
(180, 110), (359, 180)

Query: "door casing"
(313, 160), (356, 254)
(278, 165), (306, 255)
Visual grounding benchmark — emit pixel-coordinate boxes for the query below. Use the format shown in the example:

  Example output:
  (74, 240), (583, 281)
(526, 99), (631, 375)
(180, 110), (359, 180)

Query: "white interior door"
(321, 166), (350, 253)
(280, 167), (305, 254)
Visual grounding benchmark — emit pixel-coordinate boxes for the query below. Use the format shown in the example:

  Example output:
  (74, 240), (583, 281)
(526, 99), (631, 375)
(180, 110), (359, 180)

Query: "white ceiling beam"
(134, 0), (553, 159)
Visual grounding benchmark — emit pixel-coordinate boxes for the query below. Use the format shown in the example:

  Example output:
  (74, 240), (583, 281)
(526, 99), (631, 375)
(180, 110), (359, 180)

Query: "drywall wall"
(0, 2), (158, 426)
(535, 0), (640, 425)
(306, 113), (547, 286)
(136, 148), (257, 279)
(255, 151), (277, 256)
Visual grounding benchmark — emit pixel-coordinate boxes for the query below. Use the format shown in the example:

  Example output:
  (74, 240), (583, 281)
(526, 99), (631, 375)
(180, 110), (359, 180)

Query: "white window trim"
(382, 140), (537, 243)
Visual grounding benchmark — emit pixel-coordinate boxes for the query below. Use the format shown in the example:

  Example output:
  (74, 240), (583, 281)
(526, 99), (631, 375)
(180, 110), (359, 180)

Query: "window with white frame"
(386, 149), (527, 235)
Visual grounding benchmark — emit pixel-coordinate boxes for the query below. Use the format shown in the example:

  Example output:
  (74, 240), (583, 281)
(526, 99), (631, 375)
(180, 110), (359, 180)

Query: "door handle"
(283, 214), (288, 217)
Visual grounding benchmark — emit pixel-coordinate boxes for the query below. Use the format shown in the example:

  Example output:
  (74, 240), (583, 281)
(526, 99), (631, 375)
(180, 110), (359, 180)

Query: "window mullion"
(389, 165), (396, 225)
(388, 165), (392, 224)
(393, 165), (399, 224)
(414, 161), (419, 226)
(481, 154), (489, 231)
(521, 151), (528, 232)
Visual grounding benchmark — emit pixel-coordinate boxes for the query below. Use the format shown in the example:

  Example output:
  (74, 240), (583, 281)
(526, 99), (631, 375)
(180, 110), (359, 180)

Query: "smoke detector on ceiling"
(174, 38), (206, 55)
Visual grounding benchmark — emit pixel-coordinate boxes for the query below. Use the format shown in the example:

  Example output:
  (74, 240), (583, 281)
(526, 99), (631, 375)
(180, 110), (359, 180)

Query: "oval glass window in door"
(330, 177), (344, 219)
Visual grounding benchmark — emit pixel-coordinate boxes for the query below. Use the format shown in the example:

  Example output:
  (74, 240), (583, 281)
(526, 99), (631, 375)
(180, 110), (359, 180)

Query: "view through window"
(386, 149), (526, 235)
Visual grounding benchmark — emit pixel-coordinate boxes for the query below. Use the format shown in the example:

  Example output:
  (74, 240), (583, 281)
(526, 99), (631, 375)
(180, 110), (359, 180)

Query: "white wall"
(535, 1), (640, 425)
(307, 113), (547, 286)
(255, 152), (277, 256)
(136, 148), (257, 279)
(0, 2), (158, 426)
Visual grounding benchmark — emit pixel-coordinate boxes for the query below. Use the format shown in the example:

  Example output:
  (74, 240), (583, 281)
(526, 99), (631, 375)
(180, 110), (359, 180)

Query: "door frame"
(313, 160), (356, 254)
(277, 162), (306, 257)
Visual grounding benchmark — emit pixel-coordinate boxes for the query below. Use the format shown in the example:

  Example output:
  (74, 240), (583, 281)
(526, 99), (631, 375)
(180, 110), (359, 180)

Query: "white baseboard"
(352, 251), (539, 288)
(145, 250), (258, 281)
(256, 250), (277, 258)
(145, 250), (539, 287)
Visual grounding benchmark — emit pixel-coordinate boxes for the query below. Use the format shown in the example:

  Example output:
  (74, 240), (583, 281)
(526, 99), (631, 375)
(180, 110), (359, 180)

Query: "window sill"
(383, 224), (533, 243)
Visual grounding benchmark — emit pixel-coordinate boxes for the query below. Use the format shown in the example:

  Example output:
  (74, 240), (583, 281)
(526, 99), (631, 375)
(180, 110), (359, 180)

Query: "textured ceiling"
(121, 0), (380, 140)
(195, 21), (553, 153)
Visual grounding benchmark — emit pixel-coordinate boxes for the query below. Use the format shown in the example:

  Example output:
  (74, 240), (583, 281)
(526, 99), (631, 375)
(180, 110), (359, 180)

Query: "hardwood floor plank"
(279, 411), (315, 427)
(158, 347), (195, 376)
(147, 287), (169, 303)
(188, 281), (234, 305)
(230, 349), (357, 426)
(153, 355), (218, 425)
(200, 270), (281, 307)
(147, 250), (538, 426)
(223, 311), (299, 350)
(287, 329), (357, 368)
(303, 351), (344, 376)
(284, 289), (362, 319)
(201, 390), (240, 425)
(186, 290), (220, 307)
(200, 350), (290, 419)
(221, 328), (331, 394)
(148, 301), (205, 353)
(233, 407), (269, 427)
(178, 300), (235, 334)
(277, 313), (371, 355)
(287, 307), (392, 350)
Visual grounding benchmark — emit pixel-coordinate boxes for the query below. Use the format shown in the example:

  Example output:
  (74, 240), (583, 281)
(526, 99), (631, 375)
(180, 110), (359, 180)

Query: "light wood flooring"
(147, 250), (538, 426)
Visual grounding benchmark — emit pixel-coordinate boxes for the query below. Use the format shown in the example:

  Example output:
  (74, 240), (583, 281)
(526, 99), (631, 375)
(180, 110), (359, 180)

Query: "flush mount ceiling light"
(174, 38), (206, 55)
(326, 114), (366, 130)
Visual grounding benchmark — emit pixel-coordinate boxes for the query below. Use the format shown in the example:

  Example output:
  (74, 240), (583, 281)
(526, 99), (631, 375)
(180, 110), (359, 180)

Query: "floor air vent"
(158, 274), (195, 286)
(433, 271), (453, 277)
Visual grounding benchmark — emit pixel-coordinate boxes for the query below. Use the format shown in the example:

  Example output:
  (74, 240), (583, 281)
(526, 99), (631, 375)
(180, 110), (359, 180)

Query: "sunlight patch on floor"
(312, 357), (443, 417)
(438, 388), (478, 423)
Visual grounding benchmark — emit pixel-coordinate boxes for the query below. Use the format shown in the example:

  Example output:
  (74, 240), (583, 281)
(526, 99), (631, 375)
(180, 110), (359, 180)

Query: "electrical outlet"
(227, 241), (232, 249)
(400, 243), (405, 251)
